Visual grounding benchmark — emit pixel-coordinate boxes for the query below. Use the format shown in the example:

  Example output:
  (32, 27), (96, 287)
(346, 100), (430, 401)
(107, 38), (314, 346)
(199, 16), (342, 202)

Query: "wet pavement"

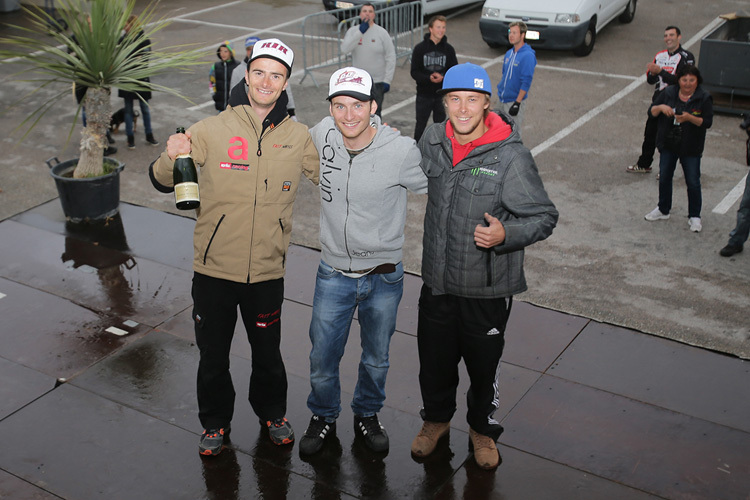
(0, 200), (748, 500)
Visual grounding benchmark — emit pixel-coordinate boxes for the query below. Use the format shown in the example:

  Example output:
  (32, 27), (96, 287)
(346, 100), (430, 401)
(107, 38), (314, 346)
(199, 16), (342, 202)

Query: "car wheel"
(573, 20), (596, 56)
(486, 41), (504, 49)
(618, 0), (636, 23)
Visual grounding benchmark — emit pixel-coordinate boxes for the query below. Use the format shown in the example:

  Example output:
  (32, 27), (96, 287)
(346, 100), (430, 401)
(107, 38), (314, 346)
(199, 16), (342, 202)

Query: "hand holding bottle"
(167, 129), (192, 161)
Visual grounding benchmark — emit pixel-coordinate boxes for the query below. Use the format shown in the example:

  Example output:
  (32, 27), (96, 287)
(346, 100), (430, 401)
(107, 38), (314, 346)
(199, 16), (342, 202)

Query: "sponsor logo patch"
(471, 167), (497, 177)
(220, 162), (249, 171)
(282, 181), (292, 192)
(486, 327), (500, 336)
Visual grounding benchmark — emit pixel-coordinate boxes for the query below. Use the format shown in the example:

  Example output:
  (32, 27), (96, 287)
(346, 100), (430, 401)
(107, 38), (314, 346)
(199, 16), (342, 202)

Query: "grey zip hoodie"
(310, 115), (427, 271)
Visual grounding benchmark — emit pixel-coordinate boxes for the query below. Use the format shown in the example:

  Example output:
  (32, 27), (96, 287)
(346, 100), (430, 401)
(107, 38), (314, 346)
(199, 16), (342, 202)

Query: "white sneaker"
(689, 217), (702, 232)
(645, 207), (670, 221)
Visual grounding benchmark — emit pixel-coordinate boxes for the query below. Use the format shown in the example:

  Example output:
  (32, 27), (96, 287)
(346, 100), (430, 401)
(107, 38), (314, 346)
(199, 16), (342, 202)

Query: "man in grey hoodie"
(300, 67), (426, 456)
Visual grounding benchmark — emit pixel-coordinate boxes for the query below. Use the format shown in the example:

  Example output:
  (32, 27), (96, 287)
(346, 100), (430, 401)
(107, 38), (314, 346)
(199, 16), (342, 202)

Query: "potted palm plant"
(0, 0), (202, 221)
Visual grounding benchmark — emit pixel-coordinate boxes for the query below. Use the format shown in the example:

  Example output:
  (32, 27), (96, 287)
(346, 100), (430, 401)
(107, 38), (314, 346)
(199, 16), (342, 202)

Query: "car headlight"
(555, 13), (580, 23)
(482, 7), (501, 19)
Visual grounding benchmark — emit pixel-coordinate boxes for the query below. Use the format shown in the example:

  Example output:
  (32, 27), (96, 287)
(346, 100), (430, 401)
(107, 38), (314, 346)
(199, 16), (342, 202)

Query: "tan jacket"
(152, 105), (319, 283)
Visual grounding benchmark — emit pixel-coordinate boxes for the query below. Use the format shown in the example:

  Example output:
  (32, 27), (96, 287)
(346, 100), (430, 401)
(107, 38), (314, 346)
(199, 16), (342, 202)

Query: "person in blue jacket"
(496, 21), (536, 138)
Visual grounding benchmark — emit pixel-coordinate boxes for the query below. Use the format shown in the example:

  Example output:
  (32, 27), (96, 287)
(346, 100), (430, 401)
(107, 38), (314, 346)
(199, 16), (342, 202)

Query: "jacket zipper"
(203, 214), (226, 265)
(279, 218), (286, 267)
(344, 155), (353, 270)
(486, 248), (492, 287)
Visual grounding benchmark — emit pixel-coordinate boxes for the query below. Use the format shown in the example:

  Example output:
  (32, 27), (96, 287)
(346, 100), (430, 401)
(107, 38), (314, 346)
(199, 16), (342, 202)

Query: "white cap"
(249, 38), (294, 73)
(327, 67), (373, 102)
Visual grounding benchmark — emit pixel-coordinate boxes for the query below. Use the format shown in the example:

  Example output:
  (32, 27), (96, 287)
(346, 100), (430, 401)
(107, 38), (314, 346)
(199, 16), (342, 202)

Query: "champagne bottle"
(173, 127), (200, 210)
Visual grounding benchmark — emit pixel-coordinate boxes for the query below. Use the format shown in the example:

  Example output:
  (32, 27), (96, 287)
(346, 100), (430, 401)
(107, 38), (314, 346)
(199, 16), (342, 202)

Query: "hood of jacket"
(422, 32), (451, 49)
(216, 40), (236, 61)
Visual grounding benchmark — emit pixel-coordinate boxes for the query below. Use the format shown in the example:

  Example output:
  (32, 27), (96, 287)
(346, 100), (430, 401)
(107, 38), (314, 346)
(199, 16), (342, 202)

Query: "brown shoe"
(411, 421), (450, 457)
(469, 428), (500, 470)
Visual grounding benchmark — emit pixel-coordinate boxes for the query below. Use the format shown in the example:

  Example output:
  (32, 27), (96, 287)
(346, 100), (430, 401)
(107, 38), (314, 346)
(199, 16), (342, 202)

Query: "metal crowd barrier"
(300, 2), (423, 87)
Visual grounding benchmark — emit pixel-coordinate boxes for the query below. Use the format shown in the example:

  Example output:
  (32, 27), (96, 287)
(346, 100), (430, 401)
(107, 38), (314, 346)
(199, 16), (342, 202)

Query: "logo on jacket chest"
(319, 139), (343, 203)
(471, 167), (497, 177)
(225, 136), (293, 161)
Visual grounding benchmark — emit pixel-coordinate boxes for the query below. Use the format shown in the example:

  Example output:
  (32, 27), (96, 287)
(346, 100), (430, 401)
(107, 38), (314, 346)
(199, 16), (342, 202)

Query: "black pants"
(192, 272), (287, 430)
(414, 93), (446, 143)
(636, 112), (659, 168)
(416, 285), (511, 441)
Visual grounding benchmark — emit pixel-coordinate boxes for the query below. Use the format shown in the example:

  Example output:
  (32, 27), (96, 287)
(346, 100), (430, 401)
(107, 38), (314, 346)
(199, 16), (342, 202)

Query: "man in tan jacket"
(149, 38), (318, 456)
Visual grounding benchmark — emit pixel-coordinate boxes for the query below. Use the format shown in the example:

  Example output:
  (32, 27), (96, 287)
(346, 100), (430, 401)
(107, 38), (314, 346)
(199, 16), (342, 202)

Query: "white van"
(479, 0), (636, 56)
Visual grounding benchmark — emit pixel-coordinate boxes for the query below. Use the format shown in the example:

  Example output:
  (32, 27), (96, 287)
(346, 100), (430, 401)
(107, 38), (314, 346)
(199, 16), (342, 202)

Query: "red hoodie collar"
(446, 112), (512, 166)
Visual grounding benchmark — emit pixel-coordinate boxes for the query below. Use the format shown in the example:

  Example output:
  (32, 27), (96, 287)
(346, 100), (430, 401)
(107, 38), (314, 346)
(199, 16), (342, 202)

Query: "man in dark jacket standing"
(410, 63), (557, 470)
(410, 15), (457, 142)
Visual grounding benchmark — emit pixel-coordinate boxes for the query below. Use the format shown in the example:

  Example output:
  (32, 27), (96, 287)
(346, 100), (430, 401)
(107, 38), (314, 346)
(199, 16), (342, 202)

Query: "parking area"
(0, 0), (747, 358)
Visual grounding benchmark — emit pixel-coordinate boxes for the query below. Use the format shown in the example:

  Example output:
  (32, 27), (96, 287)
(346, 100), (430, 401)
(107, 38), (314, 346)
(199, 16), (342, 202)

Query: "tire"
(573, 21), (596, 57)
(486, 41), (504, 49)
(618, 0), (636, 24)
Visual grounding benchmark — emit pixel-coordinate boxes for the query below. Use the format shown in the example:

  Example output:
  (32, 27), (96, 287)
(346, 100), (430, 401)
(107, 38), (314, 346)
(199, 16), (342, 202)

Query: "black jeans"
(414, 93), (445, 143)
(416, 285), (511, 441)
(192, 272), (287, 429)
(636, 112), (659, 168)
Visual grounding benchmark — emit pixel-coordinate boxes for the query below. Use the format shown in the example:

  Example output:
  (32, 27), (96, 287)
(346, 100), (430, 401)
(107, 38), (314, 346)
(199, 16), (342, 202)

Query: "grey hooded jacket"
(310, 115), (427, 271)
(419, 113), (558, 298)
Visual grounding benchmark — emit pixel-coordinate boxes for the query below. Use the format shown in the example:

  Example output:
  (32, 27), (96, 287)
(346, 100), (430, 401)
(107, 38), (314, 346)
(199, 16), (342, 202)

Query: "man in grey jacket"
(340, 3), (396, 118)
(299, 67), (426, 456)
(410, 63), (558, 469)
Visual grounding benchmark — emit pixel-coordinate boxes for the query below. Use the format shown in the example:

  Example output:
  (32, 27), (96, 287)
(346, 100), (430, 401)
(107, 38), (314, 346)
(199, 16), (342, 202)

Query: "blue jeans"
(307, 260), (404, 420)
(658, 150), (702, 218)
(124, 96), (153, 137)
(728, 173), (750, 247)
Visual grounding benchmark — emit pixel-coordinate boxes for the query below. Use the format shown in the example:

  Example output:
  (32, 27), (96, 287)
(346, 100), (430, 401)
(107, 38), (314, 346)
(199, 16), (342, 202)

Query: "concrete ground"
(1, 0), (747, 359)
(0, 200), (748, 499)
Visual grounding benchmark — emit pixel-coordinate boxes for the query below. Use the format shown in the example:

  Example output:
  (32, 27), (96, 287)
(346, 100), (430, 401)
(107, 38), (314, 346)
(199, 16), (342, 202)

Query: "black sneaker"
(262, 417), (295, 445)
(127, 135), (135, 149)
(299, 415), (336, 455)
(354, 414), (389, 452)
(719, 244), (743, 257)
(199, 427), (230, 456)
(104, 146), (117, 156)
(146, 133), (159, 146)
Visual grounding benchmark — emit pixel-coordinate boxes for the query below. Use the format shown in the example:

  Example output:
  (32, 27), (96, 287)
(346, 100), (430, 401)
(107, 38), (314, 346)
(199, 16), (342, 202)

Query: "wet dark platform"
(1, 201), (748, 500)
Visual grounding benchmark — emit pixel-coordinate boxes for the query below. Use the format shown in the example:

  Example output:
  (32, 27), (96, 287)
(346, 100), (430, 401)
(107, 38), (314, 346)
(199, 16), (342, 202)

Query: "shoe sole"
(626, 165), (652, 173)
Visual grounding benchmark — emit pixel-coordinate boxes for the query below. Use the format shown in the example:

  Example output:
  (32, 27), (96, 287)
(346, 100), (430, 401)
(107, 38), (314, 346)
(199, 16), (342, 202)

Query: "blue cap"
(245, 36), (261, 48)
(438, 63), (492, 96)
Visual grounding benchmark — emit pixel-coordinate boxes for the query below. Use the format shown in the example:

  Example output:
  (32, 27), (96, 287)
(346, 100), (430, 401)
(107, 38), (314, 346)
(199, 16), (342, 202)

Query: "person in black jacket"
(118, 15), (158, 149)
(210, 41), (240, 112)
(410, 15), (457, 142)
(644, 65), (713, 232)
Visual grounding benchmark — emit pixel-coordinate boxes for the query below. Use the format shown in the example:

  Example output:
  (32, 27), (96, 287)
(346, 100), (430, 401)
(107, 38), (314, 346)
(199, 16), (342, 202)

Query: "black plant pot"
(47, 156), (125, 222)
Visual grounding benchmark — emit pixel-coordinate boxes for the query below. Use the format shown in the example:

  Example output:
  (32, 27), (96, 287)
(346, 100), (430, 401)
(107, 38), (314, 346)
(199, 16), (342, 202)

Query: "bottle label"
(175, 182), (200, 203)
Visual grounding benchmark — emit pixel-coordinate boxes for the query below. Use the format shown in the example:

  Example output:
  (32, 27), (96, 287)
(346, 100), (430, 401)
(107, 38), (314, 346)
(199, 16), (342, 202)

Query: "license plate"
(336, 1), (354, 7)
(526, 30), (540, 40)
